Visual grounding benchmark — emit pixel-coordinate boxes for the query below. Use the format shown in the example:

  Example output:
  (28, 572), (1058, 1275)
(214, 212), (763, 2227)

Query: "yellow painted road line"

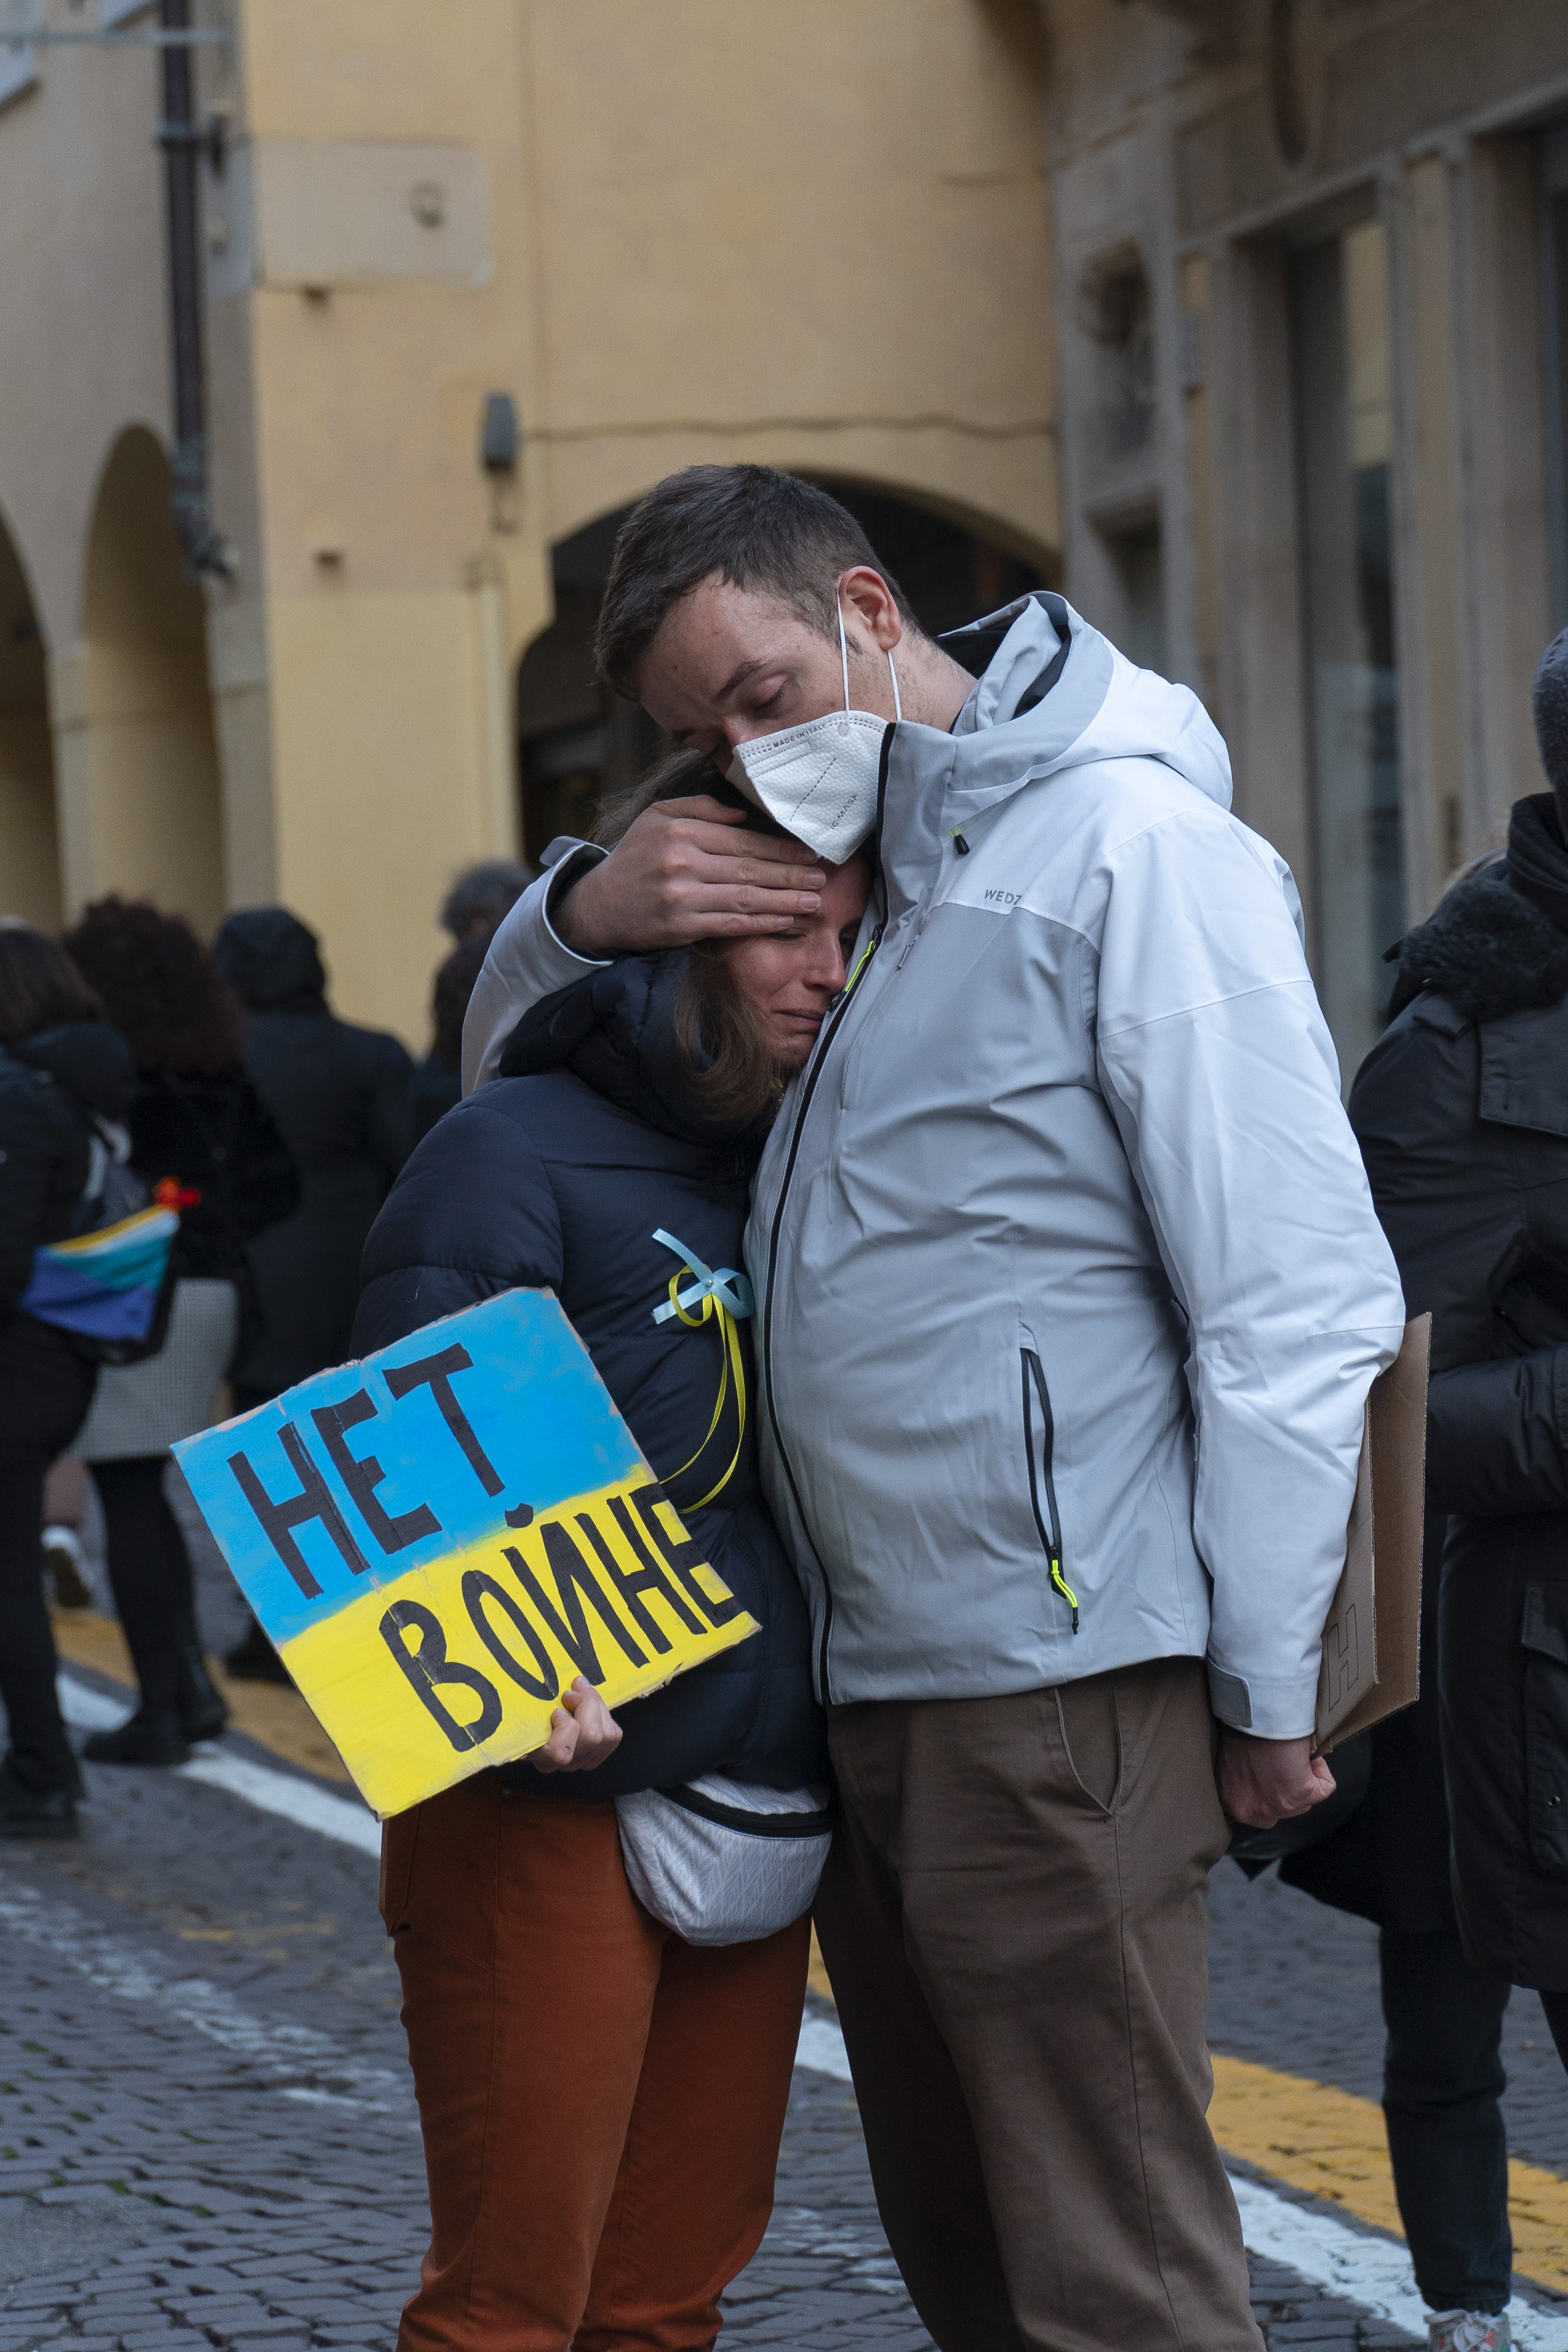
(50, 1608), (352, 1785)
(808, 1949), (1568, 2298)
(1211, 2053), (1568, 2296)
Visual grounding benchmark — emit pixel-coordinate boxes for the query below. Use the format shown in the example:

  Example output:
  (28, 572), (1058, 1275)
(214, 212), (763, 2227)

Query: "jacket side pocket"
(1021, 1347), (1079, 1635)
(1521, 1585), (1568, 1882)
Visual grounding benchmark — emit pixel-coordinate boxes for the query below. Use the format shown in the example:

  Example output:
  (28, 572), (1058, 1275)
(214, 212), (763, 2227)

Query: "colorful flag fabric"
(21, 1205), (179, 1344)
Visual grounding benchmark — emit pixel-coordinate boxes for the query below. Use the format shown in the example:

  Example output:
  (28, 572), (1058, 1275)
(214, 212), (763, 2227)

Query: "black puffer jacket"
(353, 954), (825, 1799)
(1346, 804), (1568, 1986)
(213, 909), (412, 1397)
(0, 1020), (137, 1317)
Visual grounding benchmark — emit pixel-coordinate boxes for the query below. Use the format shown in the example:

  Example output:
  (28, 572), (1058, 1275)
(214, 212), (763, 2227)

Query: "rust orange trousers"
(379, 1776), (809, 2352)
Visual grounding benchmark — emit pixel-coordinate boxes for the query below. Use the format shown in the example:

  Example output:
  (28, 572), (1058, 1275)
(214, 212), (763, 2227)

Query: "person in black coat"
(1315, 628), (1568, 2343)
(351, 759), (867, 2352)
(0, 922), (137, 1838)
(63, 900), (300, 1765)
(212, 907), (412, 1403)
(210, 907), (412, 1681)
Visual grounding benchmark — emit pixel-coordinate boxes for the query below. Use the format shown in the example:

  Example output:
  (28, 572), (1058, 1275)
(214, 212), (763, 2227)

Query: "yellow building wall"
(206, 0), (1057, 1041)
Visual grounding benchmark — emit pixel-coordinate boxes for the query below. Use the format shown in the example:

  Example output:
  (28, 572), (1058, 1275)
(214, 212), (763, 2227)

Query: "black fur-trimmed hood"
(1392, 868), (1568, 1026)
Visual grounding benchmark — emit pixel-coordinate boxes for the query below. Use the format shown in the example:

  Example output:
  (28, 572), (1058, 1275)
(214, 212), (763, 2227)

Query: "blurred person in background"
(63, 899), (299, 1765)
(1335, 627), (1568, 2352)
(439, 858), (533, 944)
(406, 933), (491, 1147)
(41, 1457), (94, 1611)
(210, 906), (412, 1682)
(0, 922), (136, 1838)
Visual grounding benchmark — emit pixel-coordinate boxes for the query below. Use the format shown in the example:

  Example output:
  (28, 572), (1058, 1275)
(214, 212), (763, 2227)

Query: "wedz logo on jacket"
(745, 594), (1406, 1738)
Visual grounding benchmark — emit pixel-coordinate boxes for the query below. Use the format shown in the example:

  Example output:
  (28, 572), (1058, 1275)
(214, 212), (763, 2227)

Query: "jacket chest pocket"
(1522, 1584), (1568, 1882)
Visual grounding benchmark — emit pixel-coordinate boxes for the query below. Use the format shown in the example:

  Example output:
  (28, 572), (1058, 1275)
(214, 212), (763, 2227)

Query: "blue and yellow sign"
(172, 1290), (758, 1818)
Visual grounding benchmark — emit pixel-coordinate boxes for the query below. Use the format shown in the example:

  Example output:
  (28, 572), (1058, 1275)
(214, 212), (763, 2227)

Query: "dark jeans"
(1384, 1928), (1568, 2313)
(93, 1455), (200, 1712)
(0, 1319), (96, 1793)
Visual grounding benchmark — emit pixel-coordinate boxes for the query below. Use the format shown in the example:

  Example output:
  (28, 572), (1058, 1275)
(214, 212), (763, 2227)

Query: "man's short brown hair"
(594, 465), (917, 699)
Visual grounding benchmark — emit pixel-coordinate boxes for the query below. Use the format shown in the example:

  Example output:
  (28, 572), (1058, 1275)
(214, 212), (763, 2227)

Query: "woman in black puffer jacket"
(62, 899), (300, 1766)
(353, 757), (867, 2352)
(0, 923), (137, 1840)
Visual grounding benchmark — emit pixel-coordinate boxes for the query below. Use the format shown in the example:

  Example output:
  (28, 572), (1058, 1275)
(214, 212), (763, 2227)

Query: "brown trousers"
(815, 1656), (1261, 2352)
(380, 1777), (809, 2352)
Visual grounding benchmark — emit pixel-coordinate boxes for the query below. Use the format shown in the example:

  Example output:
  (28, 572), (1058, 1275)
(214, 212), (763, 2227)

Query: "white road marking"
(795, 2012), (854, 2082)
(52, 1669), (1568, 2345)
(56, 1672), (382, 1856)
(0, 1881), (410, 2114)
(1228, 2170), (1568, 2350)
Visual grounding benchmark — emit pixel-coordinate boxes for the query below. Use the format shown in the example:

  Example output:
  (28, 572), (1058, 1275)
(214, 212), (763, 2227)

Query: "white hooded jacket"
(465, 594), (1406, 1738)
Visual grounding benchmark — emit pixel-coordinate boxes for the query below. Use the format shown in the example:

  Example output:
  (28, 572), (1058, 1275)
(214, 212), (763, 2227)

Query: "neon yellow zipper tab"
(1051, 1558), (1080, 1634)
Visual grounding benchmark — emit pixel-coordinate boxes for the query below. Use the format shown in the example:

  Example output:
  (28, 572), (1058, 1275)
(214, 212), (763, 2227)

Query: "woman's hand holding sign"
(532, 1676), (623, 1774)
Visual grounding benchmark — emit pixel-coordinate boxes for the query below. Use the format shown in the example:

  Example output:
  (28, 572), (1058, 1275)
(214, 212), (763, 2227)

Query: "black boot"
(223, 1613), (291, 1685)
(176, 1646), (228, 1744)
(0, 1758), (79, 1839)
(82, 1707), (189, 1767)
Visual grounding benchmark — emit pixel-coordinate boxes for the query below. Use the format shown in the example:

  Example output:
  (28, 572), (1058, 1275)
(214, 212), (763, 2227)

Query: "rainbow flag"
(21, 1205), (179, 1344)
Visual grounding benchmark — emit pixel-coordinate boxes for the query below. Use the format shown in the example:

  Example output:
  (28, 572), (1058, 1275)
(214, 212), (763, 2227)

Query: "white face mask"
(729, 602), (901, 863)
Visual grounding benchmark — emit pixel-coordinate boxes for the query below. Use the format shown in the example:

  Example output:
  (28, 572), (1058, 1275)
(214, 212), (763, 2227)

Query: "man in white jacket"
(466, 467), (1406, 2352)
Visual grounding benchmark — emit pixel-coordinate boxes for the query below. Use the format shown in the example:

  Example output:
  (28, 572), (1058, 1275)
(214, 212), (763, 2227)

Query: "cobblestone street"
(1, 1662), (1566, 2352)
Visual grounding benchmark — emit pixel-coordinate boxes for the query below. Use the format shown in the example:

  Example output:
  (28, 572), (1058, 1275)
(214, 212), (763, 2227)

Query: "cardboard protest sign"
(172, 1289), (760, 1818)
(1315, 1314), (1431, 1754)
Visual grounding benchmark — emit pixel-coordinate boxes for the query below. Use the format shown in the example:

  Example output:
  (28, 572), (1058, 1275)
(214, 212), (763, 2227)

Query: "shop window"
(1289, 211), (1405, 1082)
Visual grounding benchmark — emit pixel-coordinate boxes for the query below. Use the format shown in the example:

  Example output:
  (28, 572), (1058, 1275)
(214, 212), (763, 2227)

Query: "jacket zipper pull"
(948, 827), (971, 856)
(1051, 1556), (1080, 1635)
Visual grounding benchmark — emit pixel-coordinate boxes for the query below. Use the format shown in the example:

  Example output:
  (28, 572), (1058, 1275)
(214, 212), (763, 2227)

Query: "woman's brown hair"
(63, 897), (242, 1077)
(0, 920), (101, 1045)
(596, 750), (791, 1131)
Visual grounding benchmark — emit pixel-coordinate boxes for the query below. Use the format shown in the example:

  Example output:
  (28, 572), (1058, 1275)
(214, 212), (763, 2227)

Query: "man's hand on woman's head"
(554, 795), (825, 957)
(531, 1676), (623, 1774)
(1216, 1732), (1335, 1829)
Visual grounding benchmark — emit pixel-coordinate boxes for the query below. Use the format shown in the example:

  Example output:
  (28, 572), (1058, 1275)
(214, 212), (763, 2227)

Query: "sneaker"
(1427, 2313), (1510, 2351)
(41, 1524), (92, 1611)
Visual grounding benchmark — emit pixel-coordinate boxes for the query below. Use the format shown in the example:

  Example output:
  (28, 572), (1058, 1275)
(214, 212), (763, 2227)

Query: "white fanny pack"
(615, 1774), (833, 1947)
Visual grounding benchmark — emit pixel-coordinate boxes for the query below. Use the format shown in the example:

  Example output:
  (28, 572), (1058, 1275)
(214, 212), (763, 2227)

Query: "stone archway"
(56, 426), (223, 929)
(0, 507), (62, 926)
(514, 482), (1051, 863)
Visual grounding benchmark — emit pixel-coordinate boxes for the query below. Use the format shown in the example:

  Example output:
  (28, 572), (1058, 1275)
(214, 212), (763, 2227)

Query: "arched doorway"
(0, 510), (62, 926)
(514, 483), (1051, 864)
(63, 427), (223, 930)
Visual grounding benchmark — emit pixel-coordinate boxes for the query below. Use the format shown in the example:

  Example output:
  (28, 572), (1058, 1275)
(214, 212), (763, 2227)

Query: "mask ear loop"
(839, 594), (903, 723)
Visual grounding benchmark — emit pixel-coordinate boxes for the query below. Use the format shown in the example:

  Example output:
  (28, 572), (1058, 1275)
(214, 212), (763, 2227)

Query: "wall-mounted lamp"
(480, 392), (520, 474)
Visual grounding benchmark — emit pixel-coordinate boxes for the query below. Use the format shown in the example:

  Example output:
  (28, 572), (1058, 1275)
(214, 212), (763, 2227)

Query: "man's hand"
(531, 1676), (623, 1774)
(556, 795), (825, 956)
(1216, 1733), (1335, 1828)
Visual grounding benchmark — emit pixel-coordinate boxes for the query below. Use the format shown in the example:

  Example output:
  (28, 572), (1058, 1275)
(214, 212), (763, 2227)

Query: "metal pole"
(158, 0), (233, 577)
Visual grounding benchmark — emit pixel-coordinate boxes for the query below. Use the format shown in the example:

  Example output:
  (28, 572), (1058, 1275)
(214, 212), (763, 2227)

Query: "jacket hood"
(499, 953), (764, 1154)
(212, 907), (327, 1013)
(937, 591), (1232, 818)
(7, 1018), (138, 1118)
(1390, 847), (1568, 1027)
